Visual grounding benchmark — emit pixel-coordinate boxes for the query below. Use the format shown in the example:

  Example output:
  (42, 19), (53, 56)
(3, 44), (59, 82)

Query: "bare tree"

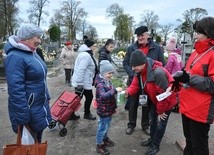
(183, 8), (208, 23)
(85, 25), (98, 40)
(50, 10), (63, 27)
(80, 19), (88, 39)
(159, 23), (174, 44)
(106, 3), (133, 43)
(177, 8), (208, 42)
(139, 10), (159, 32)
(59, 0), (87, 40)
(0, 0), (19, 40)
(27, 0), (50, 26)
(106, 3), (123, 25)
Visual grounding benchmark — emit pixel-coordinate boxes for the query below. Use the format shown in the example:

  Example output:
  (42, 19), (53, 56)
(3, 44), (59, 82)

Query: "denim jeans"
(96, 116), (112, 144)
(149, 103), (171, 147)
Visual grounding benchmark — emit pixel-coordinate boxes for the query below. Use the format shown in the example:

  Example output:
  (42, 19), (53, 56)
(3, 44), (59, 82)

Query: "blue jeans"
(96, 116), (112, 144)
(149, 103), (171, 147)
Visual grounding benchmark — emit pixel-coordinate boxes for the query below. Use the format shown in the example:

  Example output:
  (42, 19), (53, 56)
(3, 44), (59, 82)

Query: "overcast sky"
(17, 0), (214, 39)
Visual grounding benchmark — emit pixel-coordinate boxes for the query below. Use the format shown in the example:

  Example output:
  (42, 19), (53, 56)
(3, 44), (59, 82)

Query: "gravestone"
(112, 56), (127, 78)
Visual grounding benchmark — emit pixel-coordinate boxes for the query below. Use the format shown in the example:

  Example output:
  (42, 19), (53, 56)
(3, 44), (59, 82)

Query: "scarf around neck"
(194, 38), (214, 54)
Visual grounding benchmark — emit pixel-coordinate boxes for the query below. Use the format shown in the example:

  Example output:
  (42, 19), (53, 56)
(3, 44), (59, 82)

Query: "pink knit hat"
(166, 38), (177, 51)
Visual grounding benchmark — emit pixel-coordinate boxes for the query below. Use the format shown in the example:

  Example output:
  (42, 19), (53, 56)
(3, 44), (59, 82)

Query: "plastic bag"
(21, 126), (35, 145)
(117, 91), (126, 105)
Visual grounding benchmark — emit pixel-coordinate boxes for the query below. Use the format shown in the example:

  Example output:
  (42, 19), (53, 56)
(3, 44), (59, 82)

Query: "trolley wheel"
(59, 128), (67, 137)
(48, 120), (56, 129)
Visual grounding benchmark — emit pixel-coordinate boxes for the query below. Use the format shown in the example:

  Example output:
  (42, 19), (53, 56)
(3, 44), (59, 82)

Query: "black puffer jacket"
(98, 46), (113, 64)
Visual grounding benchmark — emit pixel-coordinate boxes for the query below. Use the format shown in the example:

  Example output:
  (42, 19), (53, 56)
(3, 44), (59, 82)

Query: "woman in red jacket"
(126, 49), (177, 155)
(172, 17), (214, 155)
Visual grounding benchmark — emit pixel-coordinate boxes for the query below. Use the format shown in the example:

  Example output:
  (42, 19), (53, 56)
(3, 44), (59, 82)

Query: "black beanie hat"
(134, 26), (148, 35)
(130, 49), (147, 67)
(193, 17), (214, 39)
(85, 40), (95, 47)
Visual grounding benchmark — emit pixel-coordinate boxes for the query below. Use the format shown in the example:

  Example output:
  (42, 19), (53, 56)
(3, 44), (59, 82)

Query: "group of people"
(3, 22), (118, 155)
(123, 17), (214, 155)
(59, 35), (119, 154)
(123, 25), (176, 155)
(3, 16), (214, 155)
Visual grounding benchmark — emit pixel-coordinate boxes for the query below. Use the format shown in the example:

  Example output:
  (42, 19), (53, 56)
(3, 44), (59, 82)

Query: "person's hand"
(171, 69), (190, 92)
(75, 85), (84, 96)
(172, 69), (190, 83)
(158, 113), (168, 122)
(166, 86), (171, 92)
(171, 81), (181, 92)
(125, 90), (129, 98)
(116, 87), (123, 92)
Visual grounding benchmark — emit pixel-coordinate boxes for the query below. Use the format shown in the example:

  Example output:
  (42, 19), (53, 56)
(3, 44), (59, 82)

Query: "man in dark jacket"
(123, 25), (165, 135)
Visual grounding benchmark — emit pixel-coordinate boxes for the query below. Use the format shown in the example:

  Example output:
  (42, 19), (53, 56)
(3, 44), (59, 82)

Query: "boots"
(84, 113), (96, 120)
(69, 113), (80, 120)
(103, 138), (114, 147)
(96, 144), (110, 155)
(145, 144), (159, 155)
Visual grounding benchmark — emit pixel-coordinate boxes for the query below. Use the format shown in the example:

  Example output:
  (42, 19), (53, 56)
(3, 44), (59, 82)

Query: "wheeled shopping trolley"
(49, 91), (82, 137)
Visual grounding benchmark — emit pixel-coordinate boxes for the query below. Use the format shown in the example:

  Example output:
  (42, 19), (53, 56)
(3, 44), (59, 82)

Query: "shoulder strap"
(85, 51), (99, 85)
(137, 74), (146, 94)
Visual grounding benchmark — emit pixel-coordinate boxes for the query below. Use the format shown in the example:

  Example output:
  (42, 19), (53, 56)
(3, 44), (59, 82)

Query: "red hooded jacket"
(127, 58), (177, 114)
(179, 39), (214, 124)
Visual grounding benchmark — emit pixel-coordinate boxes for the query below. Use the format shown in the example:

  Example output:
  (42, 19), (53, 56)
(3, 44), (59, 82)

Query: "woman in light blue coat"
(72, 40), (98, 120)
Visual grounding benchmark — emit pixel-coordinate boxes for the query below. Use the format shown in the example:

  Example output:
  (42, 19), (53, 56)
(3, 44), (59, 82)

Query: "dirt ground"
(1, 57), (213, 155)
